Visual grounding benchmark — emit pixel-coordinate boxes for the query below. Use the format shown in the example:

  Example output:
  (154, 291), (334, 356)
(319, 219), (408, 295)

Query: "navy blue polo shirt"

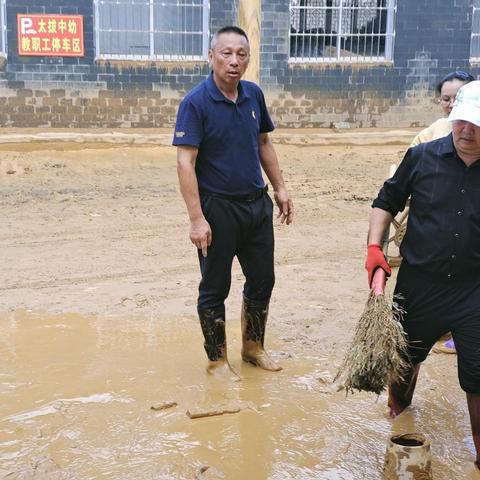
(173, 73), (275, 195)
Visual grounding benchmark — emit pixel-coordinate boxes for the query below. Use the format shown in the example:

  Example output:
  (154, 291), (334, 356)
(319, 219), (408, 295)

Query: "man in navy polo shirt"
(174, 25), (293, 380)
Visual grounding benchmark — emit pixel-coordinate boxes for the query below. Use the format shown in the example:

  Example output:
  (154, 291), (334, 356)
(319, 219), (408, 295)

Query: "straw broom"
(335, 268), (410, 395)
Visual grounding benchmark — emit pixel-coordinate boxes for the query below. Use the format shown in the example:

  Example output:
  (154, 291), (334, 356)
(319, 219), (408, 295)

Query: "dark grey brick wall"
(2, 0), (214, 92)
(0, 0), (479, 127)
(260, 0), (480, 127)
(210, 0), (238, 38)
(0, 0), (225, 126)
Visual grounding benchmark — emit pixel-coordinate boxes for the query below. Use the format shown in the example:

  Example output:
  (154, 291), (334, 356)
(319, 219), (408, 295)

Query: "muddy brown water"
(1, 311), (479, 480)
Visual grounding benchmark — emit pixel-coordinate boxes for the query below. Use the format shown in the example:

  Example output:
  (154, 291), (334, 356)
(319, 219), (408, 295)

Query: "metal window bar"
(471, 2), (480, 61)
(289, 0), (396, 63)
(0, 0), (6, 56)
(94, 0), (209, 61)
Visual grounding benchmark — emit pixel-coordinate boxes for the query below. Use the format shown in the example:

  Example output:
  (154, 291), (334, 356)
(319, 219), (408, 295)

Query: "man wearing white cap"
(365, 80), (480, 468)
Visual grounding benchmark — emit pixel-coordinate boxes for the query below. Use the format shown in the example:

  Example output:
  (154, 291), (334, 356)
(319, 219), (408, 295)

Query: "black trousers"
(197, 191), (275, 311)
(395, 262), (480, 393)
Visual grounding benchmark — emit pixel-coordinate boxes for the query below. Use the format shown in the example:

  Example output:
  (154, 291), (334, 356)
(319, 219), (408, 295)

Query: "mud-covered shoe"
(241, 345), (282, 371)
(241, 296), (282, 372)
(206, 358), (241, 381)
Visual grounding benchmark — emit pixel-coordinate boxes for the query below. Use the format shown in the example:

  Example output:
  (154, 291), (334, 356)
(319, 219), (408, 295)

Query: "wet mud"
(0, 140), (479, 479)
(0, 310), (477, 480)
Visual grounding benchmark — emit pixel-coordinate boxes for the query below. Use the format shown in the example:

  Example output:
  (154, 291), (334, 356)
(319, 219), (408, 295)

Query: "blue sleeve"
(172, 97), (203, 147)
(257, 88), (275, 133)
(372, 147), (417, 216)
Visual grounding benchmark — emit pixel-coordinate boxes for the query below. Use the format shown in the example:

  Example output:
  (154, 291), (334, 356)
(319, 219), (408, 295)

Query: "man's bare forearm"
(259, 134), (286, 192)
(367, 207), (393, 245)
(177, 146), (204, 221)
(178, 164), (203, 221)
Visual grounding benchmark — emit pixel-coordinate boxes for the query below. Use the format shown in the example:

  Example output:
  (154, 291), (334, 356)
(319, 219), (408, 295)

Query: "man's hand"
(274, 188), (294, 225)
(190, 217), (212, 257)
(365, 243), (391, 286)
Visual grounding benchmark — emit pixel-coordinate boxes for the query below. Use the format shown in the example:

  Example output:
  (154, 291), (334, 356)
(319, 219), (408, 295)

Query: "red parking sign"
(17, 14), (84, 56)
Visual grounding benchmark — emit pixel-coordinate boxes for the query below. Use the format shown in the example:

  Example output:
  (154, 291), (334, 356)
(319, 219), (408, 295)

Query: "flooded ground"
(0, 135), (479, 479)
(0, 310), (477, 480)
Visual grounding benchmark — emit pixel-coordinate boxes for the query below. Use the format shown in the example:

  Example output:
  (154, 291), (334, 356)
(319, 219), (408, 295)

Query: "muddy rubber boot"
(198, 306), (240, 381)
(387, 364), (420, 418)
(241, 297), (282, 372)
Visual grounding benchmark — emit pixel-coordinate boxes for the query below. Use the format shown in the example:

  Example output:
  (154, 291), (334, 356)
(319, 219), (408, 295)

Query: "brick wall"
(260, 0), (480, 128)
(0, 0), (479, 128)
(0, 0), (220, 127)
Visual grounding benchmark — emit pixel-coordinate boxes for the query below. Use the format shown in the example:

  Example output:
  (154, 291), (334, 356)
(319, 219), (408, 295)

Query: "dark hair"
(436, 70), (475, 95)
(210, 26), (249, 49)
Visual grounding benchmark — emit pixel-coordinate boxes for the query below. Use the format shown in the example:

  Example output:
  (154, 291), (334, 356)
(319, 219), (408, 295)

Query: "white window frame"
(471, 1), (480, 62)
(94, 0), (209, 61)
(0, 0), (6, 57)
(289, 0), (396, 64)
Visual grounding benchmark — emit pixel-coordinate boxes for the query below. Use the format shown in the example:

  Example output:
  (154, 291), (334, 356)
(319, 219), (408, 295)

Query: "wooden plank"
(239, 0), (260, 84)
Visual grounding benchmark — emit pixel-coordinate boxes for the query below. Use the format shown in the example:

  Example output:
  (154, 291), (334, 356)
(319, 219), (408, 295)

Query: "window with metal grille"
(289, 0), (396, 63)
(471, 0), (480, 61)
(94, 0), (209, 61)
(0, 0), (6, 56)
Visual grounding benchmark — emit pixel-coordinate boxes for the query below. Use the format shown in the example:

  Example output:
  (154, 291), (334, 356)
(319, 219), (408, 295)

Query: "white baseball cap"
(449, 80), (480, 127)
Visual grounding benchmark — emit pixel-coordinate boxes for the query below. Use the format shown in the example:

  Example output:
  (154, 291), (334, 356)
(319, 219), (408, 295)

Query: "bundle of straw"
(335, 268), (410, 395)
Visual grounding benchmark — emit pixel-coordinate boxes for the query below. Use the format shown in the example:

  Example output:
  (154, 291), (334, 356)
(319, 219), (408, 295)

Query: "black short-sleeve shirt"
(373, 134), (480, 278)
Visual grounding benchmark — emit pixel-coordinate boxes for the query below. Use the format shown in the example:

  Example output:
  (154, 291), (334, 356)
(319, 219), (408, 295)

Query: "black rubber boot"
(197, 305), (240, 380)
(241, 296), (282, 372)
(197, 306), (226, 361)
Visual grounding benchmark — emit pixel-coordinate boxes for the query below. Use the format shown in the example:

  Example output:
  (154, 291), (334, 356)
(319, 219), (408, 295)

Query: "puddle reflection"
(0, 311), (475, 479)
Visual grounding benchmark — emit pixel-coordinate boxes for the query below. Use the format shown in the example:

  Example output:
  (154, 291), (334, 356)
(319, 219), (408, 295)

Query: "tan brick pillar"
(239, 0), (260, 84)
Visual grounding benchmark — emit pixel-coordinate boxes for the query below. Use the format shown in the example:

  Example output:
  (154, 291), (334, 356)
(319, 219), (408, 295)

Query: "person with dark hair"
(411, 70), (475, 147)
(366, 80), (480, 469)
(173, 26), (293, 380)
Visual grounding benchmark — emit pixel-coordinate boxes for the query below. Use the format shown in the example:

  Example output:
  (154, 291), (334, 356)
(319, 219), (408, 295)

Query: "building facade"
(0, 0), (479, 128)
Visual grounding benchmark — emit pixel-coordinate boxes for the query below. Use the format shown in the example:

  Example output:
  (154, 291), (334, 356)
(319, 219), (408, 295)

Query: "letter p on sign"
(20, 17), (36, 34)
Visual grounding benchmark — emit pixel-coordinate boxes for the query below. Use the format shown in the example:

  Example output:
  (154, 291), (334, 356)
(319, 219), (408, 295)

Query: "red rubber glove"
(365, 243), (391, 286)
